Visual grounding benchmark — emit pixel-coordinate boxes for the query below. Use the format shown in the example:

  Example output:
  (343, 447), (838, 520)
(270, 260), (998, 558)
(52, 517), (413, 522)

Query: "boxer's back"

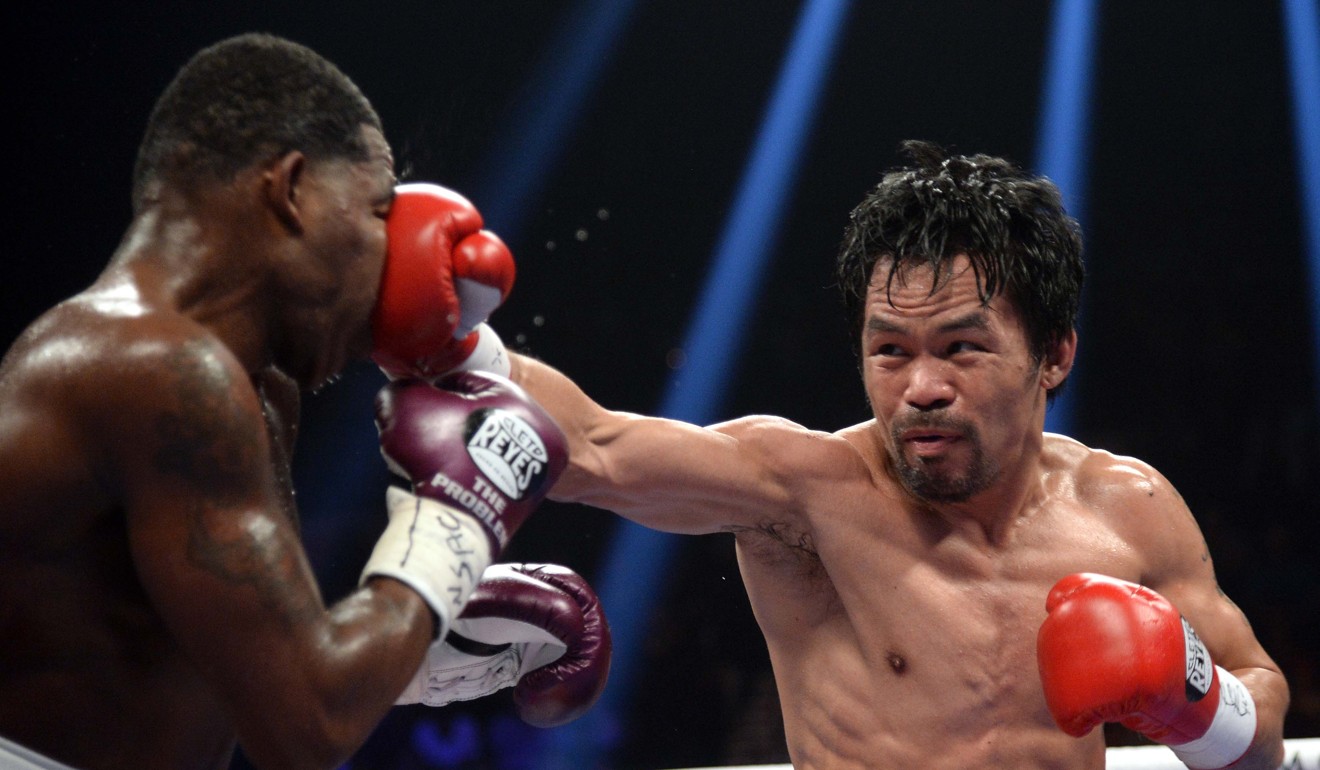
(0, 296), (237, 769)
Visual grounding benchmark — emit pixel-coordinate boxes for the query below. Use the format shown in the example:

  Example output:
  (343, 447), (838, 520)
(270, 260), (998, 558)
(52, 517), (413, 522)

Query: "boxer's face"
(861, 255), (1049, 504)
(276, 125), (395, 389)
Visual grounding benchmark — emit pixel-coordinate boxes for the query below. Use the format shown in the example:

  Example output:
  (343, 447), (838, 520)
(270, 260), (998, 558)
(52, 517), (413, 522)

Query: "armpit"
(729, 520), (827, 582)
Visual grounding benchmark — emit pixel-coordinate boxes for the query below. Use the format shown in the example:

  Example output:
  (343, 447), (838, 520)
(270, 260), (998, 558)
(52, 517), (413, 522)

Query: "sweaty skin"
(0, 128), (441, 770)
(510, 257), (1287, 770)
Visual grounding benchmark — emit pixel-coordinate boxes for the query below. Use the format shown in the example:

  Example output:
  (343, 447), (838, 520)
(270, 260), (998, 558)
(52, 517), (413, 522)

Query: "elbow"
(238, 733), (358, 770)
(236, 705), (372, 770)
(1235, 740), (1285, 770)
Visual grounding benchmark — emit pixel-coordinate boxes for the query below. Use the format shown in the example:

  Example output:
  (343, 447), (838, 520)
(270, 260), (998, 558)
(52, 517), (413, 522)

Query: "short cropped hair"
(836, 140), (1084, 382)
(132, 33), (383, 212)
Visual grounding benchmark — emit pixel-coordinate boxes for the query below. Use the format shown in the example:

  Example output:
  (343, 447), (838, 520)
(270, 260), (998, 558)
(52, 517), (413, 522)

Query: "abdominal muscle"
(734, 523), (1116, 770)
(767, 636), (1105, 770)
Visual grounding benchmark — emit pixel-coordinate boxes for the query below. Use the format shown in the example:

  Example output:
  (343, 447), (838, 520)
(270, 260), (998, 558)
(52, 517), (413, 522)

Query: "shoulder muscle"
(1074, 447), (1211, 586)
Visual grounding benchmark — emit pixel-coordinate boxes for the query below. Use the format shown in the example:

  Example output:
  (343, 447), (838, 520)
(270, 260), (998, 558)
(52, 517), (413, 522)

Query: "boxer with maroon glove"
(1038, 573), (1258, 769)
(361, 372), (568, 642)
(371, 183), (515, 380)
(396, 563), (612, 727)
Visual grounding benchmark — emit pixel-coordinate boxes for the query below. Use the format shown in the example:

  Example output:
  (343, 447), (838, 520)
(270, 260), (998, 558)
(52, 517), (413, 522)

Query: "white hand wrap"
(360, 487), (494, 639)
(1169, 666), (1258, 769)
(450, 323), (510, 378)
(395, 607), (567, 707)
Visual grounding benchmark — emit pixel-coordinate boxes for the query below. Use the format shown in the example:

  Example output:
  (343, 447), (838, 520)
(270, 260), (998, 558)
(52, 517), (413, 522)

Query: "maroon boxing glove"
(376, 371), (567, 551)
(361, 372), (567, 638)
(509, 564), (612, 727)
(394, 563), (612, 729)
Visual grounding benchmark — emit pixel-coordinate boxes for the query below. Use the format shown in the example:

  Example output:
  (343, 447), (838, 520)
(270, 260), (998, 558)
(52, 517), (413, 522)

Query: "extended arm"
(510, 352), (809, 534)
(369, 186), (813, 537)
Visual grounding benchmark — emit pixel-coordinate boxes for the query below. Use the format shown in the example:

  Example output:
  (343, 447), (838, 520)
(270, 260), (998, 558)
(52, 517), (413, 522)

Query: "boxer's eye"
(373, 187), (397, 219)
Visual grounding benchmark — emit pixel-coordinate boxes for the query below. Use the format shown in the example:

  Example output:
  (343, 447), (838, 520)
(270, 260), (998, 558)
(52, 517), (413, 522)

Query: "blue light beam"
(472, 0), (641, 240)
(545, 0), (852, 765)
(1035, 0), (1101, 438)
(1282, 0), (1320, 409)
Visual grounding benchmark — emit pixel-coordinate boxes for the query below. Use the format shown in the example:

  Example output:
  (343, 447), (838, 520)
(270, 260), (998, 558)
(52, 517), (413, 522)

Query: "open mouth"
(901, 430), (962, 454)
(903, 428), (959, 443)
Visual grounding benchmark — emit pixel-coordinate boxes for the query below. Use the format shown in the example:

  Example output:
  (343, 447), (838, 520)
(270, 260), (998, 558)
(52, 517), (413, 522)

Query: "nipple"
(887, 652), (908, 675)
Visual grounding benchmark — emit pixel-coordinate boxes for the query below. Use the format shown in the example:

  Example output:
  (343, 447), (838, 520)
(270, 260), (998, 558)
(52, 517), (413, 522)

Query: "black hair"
(836, 140), (1084, 396)
(131, 33), (383, 212)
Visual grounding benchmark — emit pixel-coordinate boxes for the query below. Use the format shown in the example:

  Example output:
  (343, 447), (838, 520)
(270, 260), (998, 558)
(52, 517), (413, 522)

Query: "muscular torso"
(0, 299), (298, 769)
(730, 427), (1140, 770)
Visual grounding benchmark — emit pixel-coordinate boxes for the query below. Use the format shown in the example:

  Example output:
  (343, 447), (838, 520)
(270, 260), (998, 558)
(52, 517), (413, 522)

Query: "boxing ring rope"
(666, 737), (1320, 770)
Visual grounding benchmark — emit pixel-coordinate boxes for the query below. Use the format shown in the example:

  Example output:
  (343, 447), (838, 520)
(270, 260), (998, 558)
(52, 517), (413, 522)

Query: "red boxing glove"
(371, 183), (515, 380)
(395, 563), (612, 728)
(1037, 573), (1256, 769)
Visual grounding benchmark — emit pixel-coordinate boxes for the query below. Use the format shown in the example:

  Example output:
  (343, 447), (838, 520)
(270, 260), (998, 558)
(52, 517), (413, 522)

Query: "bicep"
(1158, 572), (1279, 675)
(1135, 476), (1279, 675)
(1132, 475), (1290, 756)
(125, 476), (324, 660)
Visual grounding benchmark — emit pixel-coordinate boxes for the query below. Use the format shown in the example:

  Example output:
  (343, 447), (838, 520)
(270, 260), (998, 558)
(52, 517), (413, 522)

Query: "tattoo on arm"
(152, 343), (257, 499)
(151, 342), (319, 627)
(183, 500), (320, 628)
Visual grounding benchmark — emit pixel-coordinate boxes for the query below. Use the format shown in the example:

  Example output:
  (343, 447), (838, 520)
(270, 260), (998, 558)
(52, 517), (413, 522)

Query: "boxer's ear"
(1040, 329), (1076, 390)
(264, 150), (305, 234)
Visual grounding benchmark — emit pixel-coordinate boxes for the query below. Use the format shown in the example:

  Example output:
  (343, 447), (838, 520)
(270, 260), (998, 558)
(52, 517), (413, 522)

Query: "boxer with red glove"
(361, 372), (568, 642)
(395, 563), (612, 728)
(371, 183), (515, 380)
(1037, 573), (1257, 769)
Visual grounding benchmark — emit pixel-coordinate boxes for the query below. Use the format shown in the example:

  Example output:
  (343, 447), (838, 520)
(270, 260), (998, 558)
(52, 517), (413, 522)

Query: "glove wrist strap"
(452, 324), (510, 378)
(1169, 666), (1257, 769)
(360, 487), (494, 639)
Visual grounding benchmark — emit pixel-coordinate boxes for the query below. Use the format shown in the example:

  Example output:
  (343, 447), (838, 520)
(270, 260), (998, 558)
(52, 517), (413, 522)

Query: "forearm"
(234, 580), (432, 769)
(508, 352), (600, 448)
(508, 352), (620, 502)
(509, 353), (786, 534)
(1225, 666), (1288, 770)
(321, 579), (435, 718)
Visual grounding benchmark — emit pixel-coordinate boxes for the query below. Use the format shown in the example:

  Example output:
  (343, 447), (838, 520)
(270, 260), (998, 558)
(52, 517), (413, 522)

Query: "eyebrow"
(865, 311), (991, 336)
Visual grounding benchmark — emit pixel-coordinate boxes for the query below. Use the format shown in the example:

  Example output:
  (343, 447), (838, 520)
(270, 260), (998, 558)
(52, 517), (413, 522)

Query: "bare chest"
(735, 498), (1142, 758)
(866, 519), (1137, 665)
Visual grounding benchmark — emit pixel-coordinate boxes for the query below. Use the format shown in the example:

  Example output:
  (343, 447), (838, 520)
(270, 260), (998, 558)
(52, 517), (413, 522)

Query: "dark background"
(5, 2), (1317, 769)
